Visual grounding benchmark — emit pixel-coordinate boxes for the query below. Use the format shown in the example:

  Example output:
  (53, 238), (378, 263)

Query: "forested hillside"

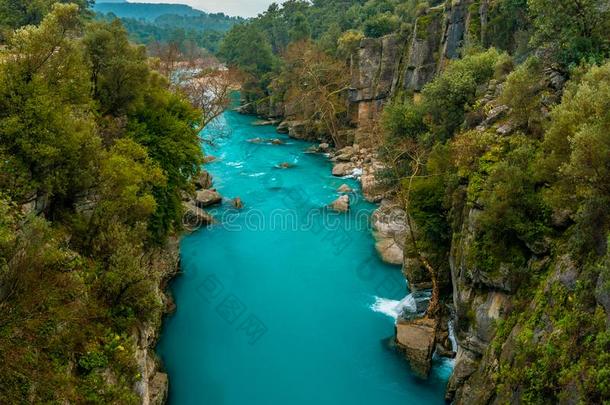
(94, 3), (243, 54)
(93, 1), (205, 20)
(0, 2), (206, 402)
(219, 0), (610, 403)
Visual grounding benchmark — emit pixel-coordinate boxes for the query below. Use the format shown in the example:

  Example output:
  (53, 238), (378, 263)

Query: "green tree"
(538, 62), (610, 250)
(127, 74), (203, 241)
(363, 13), (399, 38)
(0, 0), (91, 36)
(84, 20), (149, 116)
(219, 23), (276, 76)
(0, 3), (100, 204)
(528, 0), (610, 66)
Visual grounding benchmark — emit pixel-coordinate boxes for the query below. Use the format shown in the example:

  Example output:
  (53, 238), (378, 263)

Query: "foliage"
(96, 11), (243, 54)
(218, 22), (278, 92)
(499, 57), (545, 133)
(92, 1), (204, 20)
(421, 48), (502, 142)
(84, 20), (150, 116)
(537, 61), (610, 252)
(0, 0), (91, 37)
(0, 3), (100, 203)
(276, 40), (350, 144)
(363, 12), (399, 38)
(337, 29), (364, 59)
(528, 0), (610, 67)
(0, 4), (204, 401)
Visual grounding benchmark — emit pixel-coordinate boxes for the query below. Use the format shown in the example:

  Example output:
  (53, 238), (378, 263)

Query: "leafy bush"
(363, 13), (400, 38)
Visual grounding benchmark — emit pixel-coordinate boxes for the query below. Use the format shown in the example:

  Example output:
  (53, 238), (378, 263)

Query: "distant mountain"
(93, 2), (205, 20)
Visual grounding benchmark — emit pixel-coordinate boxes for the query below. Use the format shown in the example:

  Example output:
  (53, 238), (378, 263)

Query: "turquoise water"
(156, 109), (452, 404)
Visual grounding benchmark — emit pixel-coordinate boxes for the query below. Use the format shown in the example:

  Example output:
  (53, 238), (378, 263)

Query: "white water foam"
(448, 319), (458, 352)
(371, 294), (418, 321)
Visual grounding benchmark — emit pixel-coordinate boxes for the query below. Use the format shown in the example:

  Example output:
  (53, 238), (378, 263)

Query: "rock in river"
(195, 170), (213, 190)
(231, 197), (244, 209)
(195, 189), (222, 208)
(337, 184), (352, 193)
(332, 163), (355, 177)
(395, 317), (437, 378)
(330, 195), (350, 212)
(182, 202), (215, 228)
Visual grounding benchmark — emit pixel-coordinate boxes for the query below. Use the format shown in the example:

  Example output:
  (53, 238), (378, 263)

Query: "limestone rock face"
(348, 34), (404, 140)
(195, 189), (222, 208)
(395, 317), (437, 378)
(439, 0), (469, 64)
(403, 8), (444, 91)
(330, 195), (350, 212)
(375, 238), (404, 265)
(350, 34), (403, 103)
(360, 163), (384, 203)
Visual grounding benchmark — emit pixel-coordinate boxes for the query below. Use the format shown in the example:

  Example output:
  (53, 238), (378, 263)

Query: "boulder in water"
(271, 138), (284, 145)
(277, 162), (294, 169)
(203, 155), (217, 164)
(337, 184), (352, 193)
(195, 170), (213, 190)
(330, 195), (350, 212)
(195, 189), (222, 207)
(395, 317), (437, 378)
(231, 197), (244, 209)
(332, 163), (355, 177)
(182, 202), (215, 228)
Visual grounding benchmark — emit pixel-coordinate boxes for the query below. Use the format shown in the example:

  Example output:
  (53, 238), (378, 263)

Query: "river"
(156, 107), (452, 404)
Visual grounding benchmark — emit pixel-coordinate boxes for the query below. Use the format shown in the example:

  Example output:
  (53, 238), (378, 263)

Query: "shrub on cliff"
(421, 48), (503, 142)
(363, 13), (400, 38)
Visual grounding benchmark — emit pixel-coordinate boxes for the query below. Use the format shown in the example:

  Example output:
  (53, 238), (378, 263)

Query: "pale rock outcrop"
(330, 195), (350, 212)
(195, 189), (222, 208)
(332, 162), (356, 177)
(372, 202), (408, 265)
(182, 202), (215, 228)
(196, 170), (213, 190)
(337, 184), (353, 193)
(395, 317), (437, 378)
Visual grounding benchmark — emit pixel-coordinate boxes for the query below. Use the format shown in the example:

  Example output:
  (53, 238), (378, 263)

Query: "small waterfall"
(448, 319), (458, 352)
(371, 291), (432, 321)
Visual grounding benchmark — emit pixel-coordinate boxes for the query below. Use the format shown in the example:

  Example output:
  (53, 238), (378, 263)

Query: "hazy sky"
(129, 0), (283, 17)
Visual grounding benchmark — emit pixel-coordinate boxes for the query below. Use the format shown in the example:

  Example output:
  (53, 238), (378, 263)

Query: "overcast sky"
(129, 0), (283, 17)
